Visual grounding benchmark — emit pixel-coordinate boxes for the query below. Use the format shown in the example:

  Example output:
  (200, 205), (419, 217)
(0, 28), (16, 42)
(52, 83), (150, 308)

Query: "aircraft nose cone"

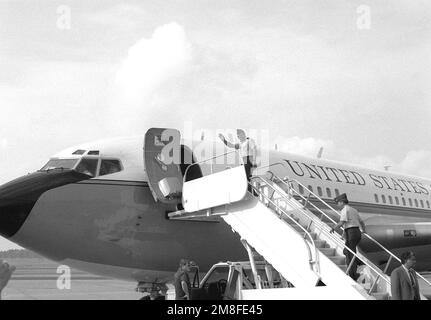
(0, 169), (91, 238)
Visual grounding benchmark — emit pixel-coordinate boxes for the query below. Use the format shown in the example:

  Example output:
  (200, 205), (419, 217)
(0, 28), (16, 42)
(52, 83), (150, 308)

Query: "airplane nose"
(0, 169), (91, 238)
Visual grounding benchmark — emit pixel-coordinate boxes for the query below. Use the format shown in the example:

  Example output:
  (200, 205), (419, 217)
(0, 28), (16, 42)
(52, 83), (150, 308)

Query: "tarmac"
(2, 258), (431, 300)
(2, 258), (142, 300)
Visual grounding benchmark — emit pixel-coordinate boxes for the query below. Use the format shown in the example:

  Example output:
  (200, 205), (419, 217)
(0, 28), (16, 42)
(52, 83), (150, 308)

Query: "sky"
(0, 0), (430, 249)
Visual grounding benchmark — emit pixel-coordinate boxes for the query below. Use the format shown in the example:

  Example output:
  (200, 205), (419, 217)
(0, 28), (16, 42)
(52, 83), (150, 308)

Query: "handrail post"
(304, 193), (311, 209)
(369, 274), (381, 294)
(251, 179), (319, 277)
(345, 255), (356, 276)
(383, 256), (393, 275)
(307, 220), (313, 232)
(286, 180), (291, 198)
(241, 239), (262, 290)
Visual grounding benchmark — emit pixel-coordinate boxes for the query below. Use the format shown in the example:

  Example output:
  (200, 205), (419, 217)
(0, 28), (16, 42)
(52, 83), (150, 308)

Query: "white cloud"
(396, 150), (431, 178)
(350, 155), (394, 172)
(350, 151), (431, 179)
(275, 136), (336, 158)
(0, 138), (8, 149)
(277, 136), (431, 179)
(115, 22), (192, 104)
(83, 4), (148, 29)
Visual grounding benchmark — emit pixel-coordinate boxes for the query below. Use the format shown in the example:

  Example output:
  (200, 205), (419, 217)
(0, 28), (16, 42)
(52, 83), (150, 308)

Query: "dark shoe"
(352, 273), (360, 281)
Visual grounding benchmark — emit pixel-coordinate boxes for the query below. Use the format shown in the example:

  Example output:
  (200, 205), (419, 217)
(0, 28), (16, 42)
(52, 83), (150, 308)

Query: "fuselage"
(1, 134), (431, 284)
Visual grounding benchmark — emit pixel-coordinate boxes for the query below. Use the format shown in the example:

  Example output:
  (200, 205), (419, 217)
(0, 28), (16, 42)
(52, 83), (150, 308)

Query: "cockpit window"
(75, 158), (98, 177)
(99, 159), (122, 176)
(41, 159), (79, 171)
(72, 150), (86, 155)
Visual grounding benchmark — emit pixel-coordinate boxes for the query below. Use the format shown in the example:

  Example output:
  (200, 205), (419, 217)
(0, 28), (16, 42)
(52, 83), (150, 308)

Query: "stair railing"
(249, 179), (321, 277)
(254, 175), (392, 295)
(277, 175), (431, 291)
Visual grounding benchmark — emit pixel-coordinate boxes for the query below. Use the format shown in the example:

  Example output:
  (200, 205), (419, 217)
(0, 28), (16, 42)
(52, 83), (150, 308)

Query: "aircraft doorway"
(144, 128), (202, 205)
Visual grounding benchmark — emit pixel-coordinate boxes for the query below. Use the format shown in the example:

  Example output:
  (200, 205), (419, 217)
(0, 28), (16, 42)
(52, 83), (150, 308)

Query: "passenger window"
(308, 186), (313, 193)
(75, 158), (98, 177)
(402, 198), (406, 206)
(317, 187), (323, 197)
(395, 197), (399, 205)
(408, 198), (413, 207)
(388, 196), (393, 205)
(99, 159), (122, 176)
(326, 188), (332, 198)
(427, 201), (430, 209)
(381, 195), (386, 204)
(420, 200), (424, 208)
(414, 199), (419, 208)
(374, 194), (379, 203)
(299, 185), (304, 195)
(335, 189), (340, 197)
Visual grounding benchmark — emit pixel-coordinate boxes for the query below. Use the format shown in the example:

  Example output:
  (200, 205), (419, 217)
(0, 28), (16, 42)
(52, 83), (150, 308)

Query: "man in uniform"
(330, 193), (366, 280)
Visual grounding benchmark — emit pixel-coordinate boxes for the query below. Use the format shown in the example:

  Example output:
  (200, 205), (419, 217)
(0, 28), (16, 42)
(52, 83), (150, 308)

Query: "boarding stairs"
(261, 170), (431, 299)
(249, 175), (390, 299)
(168, 156), (430, 300)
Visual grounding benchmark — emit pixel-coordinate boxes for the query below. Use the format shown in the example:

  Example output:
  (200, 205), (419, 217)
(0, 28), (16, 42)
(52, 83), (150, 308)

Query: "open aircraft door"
(144, 128), (184, 204)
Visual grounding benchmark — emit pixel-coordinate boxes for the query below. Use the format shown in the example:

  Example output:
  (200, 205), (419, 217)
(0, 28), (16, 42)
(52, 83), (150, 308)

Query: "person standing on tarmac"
(219, 129), (257, 189)
(330, 193), (366, 281)
(174, 259), (192, 300)
(390, 251), (421, 300)
(0, 260), (15, 300)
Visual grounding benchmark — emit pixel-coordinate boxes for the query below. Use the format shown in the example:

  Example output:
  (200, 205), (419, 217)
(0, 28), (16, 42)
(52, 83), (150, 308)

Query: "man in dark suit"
(391, 251), (421, 300)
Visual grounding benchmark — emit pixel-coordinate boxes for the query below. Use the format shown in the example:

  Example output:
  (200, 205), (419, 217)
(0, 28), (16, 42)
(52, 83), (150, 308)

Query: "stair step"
(329, 256), (345, 265)
(283, 216), (300, 224)
(327, 222), (336, 229)
(319, 248), (336, 256)
(314, 240), (328, 248)
(337, 264), (347, 272)
(371, 292), (390, 300)
(320, 215), (334, 223)
(298, 232), (317, 240)
(309, 209), (335, 223)
(291, 224), (308, 232)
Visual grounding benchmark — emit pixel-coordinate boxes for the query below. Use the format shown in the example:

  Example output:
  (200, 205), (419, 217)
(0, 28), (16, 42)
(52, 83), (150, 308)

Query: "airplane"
(0, 127), (430, 295)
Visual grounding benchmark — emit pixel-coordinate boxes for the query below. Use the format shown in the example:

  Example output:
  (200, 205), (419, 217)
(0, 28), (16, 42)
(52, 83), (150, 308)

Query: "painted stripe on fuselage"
(78, 179), (149, 187)
(84, 179), (431, 220)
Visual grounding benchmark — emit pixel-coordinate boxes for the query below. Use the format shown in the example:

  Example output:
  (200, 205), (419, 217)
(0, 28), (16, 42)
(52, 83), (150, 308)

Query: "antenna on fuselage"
(384, 165), (391, 171)
(317, 147), (324, 159)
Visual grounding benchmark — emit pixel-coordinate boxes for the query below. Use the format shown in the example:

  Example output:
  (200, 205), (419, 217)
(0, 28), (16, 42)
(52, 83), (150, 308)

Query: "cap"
(334, 193), (348, 203)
